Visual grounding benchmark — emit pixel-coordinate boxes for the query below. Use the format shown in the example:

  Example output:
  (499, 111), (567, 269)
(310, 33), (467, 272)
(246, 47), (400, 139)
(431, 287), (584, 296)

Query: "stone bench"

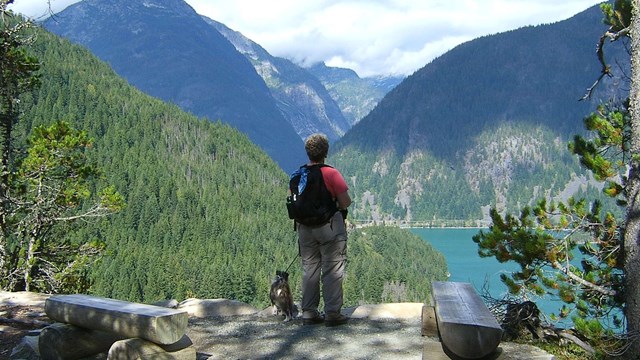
(429, 281), (503, 359)
(41, 294), (194, 360)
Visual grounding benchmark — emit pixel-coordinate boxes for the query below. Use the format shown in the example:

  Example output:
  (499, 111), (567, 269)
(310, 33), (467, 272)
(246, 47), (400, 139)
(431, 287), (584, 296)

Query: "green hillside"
(12, 25), (446, 307)
(331, 5), (625, 225)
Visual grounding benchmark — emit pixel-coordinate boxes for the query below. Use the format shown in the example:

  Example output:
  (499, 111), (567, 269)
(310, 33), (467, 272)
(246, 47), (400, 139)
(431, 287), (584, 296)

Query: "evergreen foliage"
(332, 122), (620, 224)
(9, 120), (125, 293)
(1, 5), (123, 293)
(345, 226), (448, 305)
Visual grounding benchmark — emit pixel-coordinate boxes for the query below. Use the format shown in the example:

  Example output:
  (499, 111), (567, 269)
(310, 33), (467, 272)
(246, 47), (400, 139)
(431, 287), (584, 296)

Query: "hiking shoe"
(325, 314), (348, 327)
(302, 314), (324, 325)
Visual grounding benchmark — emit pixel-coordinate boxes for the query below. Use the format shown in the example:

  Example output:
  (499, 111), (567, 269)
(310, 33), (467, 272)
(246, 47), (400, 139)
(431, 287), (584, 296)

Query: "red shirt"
(320, 166), (349, 199)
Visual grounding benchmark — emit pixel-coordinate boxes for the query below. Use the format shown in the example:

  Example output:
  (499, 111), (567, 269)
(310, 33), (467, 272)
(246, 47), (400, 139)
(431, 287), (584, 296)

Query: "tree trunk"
(0, 113), (12, 288)
(0, 3), (16, 287)
(23, 235), (37, 292)
(623, 2), (640, 358)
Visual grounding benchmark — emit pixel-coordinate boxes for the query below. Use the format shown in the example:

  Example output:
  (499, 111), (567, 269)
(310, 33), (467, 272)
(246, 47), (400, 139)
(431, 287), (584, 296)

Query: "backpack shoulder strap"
(290, 164), (308, 179)
(290, 164), (310, 195)
(290, 163), (333, 195)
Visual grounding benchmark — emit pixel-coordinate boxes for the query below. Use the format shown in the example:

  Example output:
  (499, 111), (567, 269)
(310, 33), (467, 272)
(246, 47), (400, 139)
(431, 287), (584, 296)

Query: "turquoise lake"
(410, 227), (570, 325)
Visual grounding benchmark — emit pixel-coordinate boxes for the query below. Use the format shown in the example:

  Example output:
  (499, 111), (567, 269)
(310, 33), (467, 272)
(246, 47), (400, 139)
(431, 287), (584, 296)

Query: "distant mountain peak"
(206, 17), (352, 142)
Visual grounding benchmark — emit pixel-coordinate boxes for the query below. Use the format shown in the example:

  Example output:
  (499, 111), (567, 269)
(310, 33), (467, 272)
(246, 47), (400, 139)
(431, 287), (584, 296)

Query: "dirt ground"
(0, 292), (52, 358)
(1, 306), (51, 357)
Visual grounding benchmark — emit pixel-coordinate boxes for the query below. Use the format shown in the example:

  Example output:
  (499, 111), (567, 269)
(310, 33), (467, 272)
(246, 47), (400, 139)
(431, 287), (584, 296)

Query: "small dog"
(270, 271), (295, 322)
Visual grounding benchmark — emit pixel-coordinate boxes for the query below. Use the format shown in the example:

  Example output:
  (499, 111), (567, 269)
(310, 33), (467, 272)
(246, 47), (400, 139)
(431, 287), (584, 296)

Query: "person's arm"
(336, 191), (351, 210)
(323, 166), (351, 210)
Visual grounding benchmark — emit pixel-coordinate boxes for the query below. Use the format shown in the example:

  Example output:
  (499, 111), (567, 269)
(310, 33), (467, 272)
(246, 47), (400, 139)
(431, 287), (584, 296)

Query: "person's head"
(305, 133), (329, 162)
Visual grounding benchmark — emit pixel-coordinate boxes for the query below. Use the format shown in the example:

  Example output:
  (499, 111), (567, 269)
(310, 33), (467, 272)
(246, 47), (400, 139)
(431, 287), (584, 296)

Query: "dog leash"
(284, 253), (298, 273)
(281, 231), (299, 273)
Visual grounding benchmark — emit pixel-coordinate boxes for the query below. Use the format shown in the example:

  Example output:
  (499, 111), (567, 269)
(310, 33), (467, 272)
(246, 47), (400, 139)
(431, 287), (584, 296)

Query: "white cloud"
(189, 0), (603, 77)
(9, 0), (80, 20)
(9, 0), (604, 77)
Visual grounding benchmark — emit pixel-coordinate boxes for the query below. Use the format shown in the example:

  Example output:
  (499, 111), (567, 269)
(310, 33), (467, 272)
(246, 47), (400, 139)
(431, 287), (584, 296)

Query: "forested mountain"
(206, 18), (351, 143)
(331, 4), (628, 224)
(307, 62), (404, 125)
(14, 20), (447, 306)
(42, 0), (305, 171)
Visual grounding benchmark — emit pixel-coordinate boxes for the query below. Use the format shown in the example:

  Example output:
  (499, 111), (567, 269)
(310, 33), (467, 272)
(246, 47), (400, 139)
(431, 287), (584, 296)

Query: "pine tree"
(0, 5), (123, 292)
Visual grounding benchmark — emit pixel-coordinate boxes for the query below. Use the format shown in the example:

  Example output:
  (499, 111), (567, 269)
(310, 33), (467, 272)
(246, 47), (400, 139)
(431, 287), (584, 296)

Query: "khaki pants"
(297, 211), (347, 317)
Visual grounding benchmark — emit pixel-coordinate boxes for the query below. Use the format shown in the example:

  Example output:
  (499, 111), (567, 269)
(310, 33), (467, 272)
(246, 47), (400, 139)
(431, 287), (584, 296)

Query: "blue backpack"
(287, 164), (337, 226)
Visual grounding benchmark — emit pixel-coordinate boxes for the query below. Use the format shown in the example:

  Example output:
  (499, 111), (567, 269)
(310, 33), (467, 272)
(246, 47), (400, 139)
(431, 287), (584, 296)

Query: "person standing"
(291, 133), (351, 327)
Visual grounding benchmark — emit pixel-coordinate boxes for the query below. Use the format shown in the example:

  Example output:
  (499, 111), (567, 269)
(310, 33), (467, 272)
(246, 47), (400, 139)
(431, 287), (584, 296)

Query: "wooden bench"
(431, 281), (503, 359)
(43, 294), (194, 359)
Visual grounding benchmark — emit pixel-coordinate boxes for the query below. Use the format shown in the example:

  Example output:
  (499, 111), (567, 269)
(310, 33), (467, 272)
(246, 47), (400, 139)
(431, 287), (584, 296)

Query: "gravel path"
(187, 313), (425, 360)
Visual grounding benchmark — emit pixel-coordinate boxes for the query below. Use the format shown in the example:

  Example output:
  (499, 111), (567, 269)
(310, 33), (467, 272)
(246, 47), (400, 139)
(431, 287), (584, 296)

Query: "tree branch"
(581, 27), (630, 101)
(551, 260), (616, 296)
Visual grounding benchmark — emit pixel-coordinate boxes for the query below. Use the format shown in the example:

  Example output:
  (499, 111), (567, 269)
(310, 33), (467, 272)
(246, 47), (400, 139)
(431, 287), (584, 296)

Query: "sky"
(10, 0), (604, 78)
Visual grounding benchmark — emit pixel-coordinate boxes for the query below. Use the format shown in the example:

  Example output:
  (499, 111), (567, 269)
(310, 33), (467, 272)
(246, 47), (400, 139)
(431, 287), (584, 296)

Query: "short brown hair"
(305, 133), (329, 162)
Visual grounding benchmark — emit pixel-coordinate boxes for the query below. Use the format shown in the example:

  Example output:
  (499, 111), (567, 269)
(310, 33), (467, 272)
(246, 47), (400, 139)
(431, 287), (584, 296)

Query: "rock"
(107, 337), (195, 360)
(421, 305), (438, 336)
(177, 299), (258, 318)
(502, 301), (543, 340)
(350, 302), (423, 320)
(38, 322), (123, 360)
(9, 335), (39, 360)
(497, 342), (556, 359)
(152, 299), (180, 309)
